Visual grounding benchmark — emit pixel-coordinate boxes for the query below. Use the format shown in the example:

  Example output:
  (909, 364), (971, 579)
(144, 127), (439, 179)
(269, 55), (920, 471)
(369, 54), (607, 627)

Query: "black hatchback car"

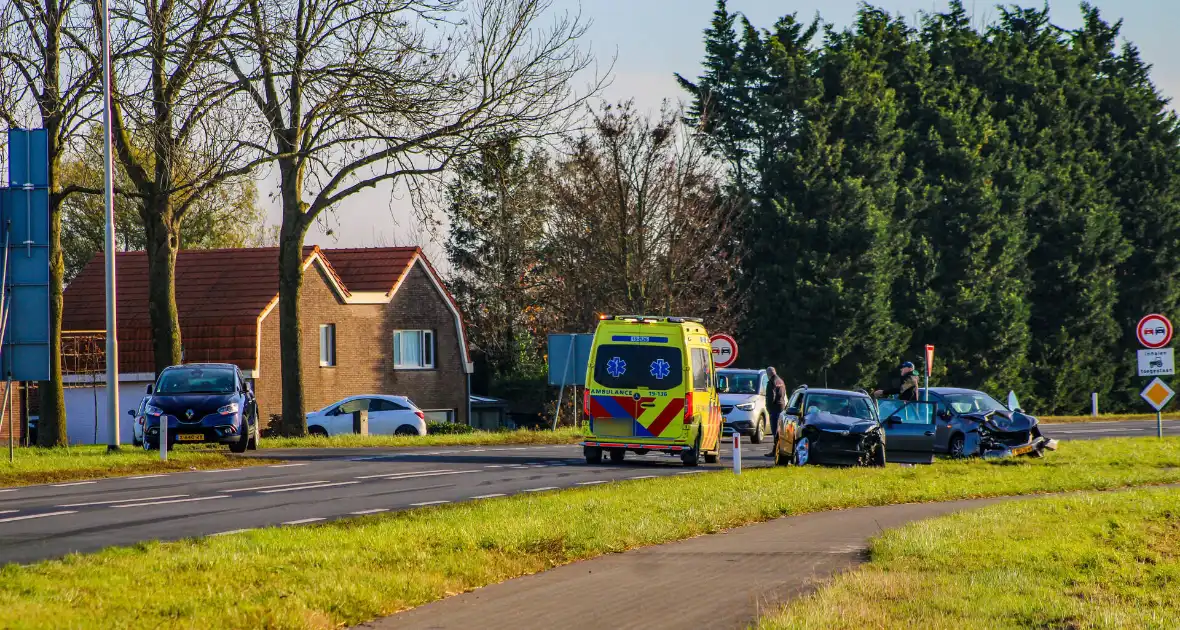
(142, 363), (259, 452)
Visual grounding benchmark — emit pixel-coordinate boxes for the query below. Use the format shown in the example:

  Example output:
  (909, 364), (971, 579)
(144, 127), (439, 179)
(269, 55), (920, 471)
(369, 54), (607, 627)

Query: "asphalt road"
(0, 441), (774, 565)
(0, 419), (1174, 566)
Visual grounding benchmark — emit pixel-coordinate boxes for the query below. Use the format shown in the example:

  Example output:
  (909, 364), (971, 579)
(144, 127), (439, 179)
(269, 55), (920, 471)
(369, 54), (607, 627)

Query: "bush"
(426, 421), (475, 435)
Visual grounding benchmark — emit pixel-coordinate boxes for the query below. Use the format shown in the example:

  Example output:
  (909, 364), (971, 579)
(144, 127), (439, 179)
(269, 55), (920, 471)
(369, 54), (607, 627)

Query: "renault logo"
(185, 409), (194, 420)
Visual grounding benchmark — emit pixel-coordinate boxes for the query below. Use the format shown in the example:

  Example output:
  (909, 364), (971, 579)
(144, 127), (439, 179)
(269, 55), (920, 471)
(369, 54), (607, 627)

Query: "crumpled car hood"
(804, 411), (879, 434)
(962, 409), (1038, 432)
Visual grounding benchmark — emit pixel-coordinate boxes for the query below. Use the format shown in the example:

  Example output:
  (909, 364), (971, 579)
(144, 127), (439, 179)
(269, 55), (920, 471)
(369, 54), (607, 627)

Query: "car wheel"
(948, 434), (966, 459)
(793, 437), (810, 466)
(609, 448), (626, 463)
(704, 450), (719, 464)
(309, 426), (329, 438)
(871, 439), (886, 468)
(681, 433), (701, 467)
(229, 426), (250, 453)
(750, 416), (764, 444)
(585, 446), (603, 464)
(143, 439), (153, 452)
(395, 425), (418, 436)
(247, 424), (259, 450)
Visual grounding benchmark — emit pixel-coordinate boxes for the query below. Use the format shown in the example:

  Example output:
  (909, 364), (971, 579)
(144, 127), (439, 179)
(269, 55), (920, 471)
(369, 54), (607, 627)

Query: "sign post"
(923, 345), (934, 402)
(1140, 377), (1174, 439)
(732, 431), (741, 475)
(710, 334), (738, 369)
(1136, 314), (1174, 439)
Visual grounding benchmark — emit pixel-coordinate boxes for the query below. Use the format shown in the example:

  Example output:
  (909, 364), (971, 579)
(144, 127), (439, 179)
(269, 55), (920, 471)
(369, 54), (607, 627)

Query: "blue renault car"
(142, 363), (259, 452)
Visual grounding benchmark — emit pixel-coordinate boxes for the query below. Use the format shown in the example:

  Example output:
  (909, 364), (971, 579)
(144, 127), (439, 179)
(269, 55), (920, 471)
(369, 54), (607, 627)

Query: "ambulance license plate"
(1010, 444), (1033, 456)
(177, 433), (205, 442)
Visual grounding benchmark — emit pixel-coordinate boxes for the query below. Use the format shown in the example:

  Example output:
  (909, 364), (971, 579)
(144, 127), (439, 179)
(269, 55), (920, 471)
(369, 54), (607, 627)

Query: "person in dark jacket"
(764, 367), (787, 456)
(874, 361), (919, 401)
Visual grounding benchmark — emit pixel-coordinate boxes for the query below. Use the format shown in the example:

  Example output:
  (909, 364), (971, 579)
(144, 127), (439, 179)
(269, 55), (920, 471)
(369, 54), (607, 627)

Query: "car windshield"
(717, 372), (759, 394)
(593, 344), (683, 391)
(942, 392), (1007, 414)
(805, 394), (875, 421)
(155, 367), (236, 394)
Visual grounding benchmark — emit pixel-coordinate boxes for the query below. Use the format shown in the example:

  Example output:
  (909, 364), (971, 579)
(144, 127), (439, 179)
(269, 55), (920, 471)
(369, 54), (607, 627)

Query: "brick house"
(62, 246), (473, 443)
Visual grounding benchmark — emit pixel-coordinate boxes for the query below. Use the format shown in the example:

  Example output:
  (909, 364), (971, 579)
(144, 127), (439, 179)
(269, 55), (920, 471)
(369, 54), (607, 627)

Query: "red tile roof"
(62, 246), (448, 375)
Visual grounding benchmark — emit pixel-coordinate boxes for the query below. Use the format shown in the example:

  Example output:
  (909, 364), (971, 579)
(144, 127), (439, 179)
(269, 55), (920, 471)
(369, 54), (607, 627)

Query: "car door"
(878, 399), (937, 464)
(367, 398), (406, 435)
(331, 397), (372, 435)
(928, 393), (953, 452)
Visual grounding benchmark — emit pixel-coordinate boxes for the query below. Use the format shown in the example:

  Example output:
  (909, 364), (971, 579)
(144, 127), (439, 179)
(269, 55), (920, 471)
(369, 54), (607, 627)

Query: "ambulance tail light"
(684, 391), (694, 423)
(583, 388), (591, 416)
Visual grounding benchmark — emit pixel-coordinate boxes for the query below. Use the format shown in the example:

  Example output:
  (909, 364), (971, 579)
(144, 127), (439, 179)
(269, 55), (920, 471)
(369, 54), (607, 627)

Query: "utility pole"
(100, 0), (120, 450)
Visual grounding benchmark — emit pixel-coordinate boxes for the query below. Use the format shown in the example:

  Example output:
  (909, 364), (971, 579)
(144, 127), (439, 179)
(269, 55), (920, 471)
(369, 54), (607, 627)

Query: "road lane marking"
(0, 489), (16, 493)
(409, 500), (450, 507)
(51, 481), (97, 487)
(349, 508), (390, 515)
(576, 480), (608, 485)
(125, 474), (169, 480)
(268, 463), (308, 468)
(210, 528), (255, 536)
(201, 468), (241, 473)
(357, 470), (480, 481)
(484, 465), (504, 468)
(223, 480), (333, 493)
(677, 470), (705, 475)
(628, 476), (657, 480)
(468, 449), (486, 452)
(523, 487), (557, 492)
(259, 481), (358, 494)
(113, 495), (230, 508)
(282, 518), (325, 525)
(0, 510), (77, 523)
(471, 493), (506, 499)
(0, 510), (16, 515)
(60, 494), (189, 507)
(354, 469), (452, 480)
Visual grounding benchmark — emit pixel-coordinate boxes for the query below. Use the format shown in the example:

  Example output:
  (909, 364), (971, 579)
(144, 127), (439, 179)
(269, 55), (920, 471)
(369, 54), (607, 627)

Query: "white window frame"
(319, 324), (336, 367)
(393, 329), (435, 369)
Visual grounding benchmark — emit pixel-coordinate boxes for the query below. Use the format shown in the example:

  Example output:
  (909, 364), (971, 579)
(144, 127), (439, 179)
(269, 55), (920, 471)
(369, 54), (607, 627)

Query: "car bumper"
(721, 409), (758, 435)
(582, 440), (689, 454)
(145, 415), (245, 445)
(981, 436), (1058, 458)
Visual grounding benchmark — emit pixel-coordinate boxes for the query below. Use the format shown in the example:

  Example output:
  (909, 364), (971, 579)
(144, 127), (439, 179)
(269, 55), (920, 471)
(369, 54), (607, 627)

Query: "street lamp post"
(100, 0), (120, 450)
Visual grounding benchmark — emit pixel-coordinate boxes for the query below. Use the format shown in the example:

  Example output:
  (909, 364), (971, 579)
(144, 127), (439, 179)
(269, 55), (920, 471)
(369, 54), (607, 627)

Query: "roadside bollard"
(732, 432), (741, 475)
(160, 417), (168, 462)
(1092, 393), (1099, 417)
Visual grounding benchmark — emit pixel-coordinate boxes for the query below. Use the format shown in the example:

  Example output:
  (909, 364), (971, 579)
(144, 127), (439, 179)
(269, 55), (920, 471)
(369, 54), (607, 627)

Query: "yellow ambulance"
(582, 315), (723, 466)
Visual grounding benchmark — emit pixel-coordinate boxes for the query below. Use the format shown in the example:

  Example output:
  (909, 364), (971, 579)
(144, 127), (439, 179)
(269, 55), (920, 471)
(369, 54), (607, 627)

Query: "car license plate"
(1010, 444), (1033, 456)
(177, 433), (205, 442)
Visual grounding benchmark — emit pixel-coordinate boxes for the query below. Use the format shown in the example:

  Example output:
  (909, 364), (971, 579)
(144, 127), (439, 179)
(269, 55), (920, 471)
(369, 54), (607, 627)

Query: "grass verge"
(1039, 413), (1172, 424)
(259, 427), (584, 449)
(1, 437), (1178, 629)
(0, 445), (272, 488)
(759, 487), (1180, 629)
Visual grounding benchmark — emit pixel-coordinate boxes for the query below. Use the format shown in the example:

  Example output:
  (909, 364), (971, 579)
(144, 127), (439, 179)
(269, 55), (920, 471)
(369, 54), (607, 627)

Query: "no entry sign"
(710, 334), (738, 368)
(1137, 314), (1173, 349)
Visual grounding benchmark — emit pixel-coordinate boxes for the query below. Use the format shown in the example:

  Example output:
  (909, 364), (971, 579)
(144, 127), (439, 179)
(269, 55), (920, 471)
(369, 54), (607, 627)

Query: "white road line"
(576, 480), (608, 486)
(268, 463), (308, 468)
(677, 470), (705, 475)
(628, 475), (657, 480)
(210, 528), (254, 536)
(357, 470), (480, 481)
(468, 449), (487, 452)
(0, 510), (77, 524)
(282, 518), (325, 526)
(409, 500), (450, 507)
(484, 465), (504, 469)
(223, 480), (333, 493)
(126, 474), (168, 480)
(51, 481), (96, 487)
(354, 469), (452, 480)
(0, 510), (16, 515)
(60, 494), (188, 507)
(201, 468), (241, 473)
(0, 489), (16, 493)
(259, 481), (359, 494)
(471, 493), (506, 499)
(113, 495), (230, 508)
(523, 487), (557, 493)
(508, 465), (531, 469)
(349, 508), (390, 515)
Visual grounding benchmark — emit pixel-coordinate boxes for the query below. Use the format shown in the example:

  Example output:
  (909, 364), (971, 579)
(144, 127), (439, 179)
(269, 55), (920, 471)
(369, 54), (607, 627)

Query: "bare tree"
(544, 102), (744, 333)
(223, 0), (599, 434)
(103, 0), (267, 373)
(0, 0), (102, 446)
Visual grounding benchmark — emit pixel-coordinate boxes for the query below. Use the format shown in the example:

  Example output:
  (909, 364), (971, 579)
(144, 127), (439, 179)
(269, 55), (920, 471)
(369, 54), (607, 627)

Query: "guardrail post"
(1091, 392), (1098, 417)
(732, 432), (741, 475)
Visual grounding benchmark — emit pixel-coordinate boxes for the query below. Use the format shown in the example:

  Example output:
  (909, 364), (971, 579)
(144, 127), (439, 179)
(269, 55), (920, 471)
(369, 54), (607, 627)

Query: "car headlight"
(217, 403), (240, 415)
(145, 405), (165, 417)
(736, 402), (756, 411)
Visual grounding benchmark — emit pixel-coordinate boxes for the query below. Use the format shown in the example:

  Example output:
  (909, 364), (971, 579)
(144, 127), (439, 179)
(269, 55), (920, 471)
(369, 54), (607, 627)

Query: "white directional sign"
(1141, 378), (1175, 411)
(1138, 349), (1175, 377)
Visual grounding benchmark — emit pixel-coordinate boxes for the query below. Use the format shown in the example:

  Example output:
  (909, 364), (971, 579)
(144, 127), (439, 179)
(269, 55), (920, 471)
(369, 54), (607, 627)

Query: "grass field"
(0, 437), (1177, 629)
(0, 445), (270, 488)
(759, 487), (1180, 629)
(259, 427), (584, 449)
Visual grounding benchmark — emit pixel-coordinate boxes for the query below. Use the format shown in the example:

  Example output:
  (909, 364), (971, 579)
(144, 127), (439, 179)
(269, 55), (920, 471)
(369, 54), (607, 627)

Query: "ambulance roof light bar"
(599, 314), (705, 324)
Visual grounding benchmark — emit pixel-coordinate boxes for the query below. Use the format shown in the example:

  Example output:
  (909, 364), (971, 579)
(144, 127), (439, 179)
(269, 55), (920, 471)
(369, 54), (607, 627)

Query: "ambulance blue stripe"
(595, 396), (631, 419)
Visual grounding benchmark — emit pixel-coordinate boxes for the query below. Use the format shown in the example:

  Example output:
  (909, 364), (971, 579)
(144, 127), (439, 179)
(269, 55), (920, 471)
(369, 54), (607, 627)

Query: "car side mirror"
(885, 415), (902, 425)
(145, 384), (153, 394)
(786, 407), (801, 417)
(127, 409), (136, 417)
(938, 409), (953, 420)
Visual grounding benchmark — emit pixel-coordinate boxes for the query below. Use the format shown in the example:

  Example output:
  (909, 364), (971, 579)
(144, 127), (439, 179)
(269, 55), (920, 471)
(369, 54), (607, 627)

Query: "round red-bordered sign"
(710, 334), (738, 368)
(1137, 314), (1173, 349)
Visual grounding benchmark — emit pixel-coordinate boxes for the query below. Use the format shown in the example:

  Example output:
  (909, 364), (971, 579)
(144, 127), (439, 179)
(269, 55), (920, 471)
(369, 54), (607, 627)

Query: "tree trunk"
(143, 202), (182, 373)
(39, 190), (67, 447)
(278, 224), (307, 436)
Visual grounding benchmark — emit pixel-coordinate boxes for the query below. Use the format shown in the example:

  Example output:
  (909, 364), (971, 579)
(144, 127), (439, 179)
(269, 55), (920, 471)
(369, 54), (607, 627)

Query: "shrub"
(426, 421), (475, 435)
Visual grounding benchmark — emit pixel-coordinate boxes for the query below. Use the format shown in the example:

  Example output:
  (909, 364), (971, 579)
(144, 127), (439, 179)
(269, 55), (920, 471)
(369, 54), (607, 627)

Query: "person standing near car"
(874, 361), (919, 401)
(763, 367), (787, 457)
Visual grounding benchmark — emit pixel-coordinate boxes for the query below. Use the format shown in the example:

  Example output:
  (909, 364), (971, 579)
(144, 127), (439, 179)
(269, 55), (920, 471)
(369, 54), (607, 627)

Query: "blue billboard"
(0, 128), (51, 382)
(547, 333), (593, 386)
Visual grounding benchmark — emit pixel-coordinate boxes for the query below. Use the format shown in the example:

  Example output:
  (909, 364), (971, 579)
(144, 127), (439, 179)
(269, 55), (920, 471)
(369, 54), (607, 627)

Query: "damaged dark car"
(922, 388), (1058, 458)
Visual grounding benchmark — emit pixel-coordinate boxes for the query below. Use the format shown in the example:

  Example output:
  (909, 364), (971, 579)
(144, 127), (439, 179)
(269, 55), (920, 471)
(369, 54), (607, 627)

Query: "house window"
(393, 330), (434, 369)
(319, 324), (336, 367)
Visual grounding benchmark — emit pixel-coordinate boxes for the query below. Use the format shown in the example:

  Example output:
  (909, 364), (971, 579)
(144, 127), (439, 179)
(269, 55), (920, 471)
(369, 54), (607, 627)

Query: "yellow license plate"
(176, 434), (205, 442)
(1011, 444), (1033, 456)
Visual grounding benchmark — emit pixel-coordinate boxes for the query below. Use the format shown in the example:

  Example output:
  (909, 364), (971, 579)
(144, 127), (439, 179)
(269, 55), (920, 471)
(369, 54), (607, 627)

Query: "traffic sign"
(710, 334), (738, 368)
(1138, 349), (1175, 376)
(1140, 377), (1175, 411)
(1136, 314), (1173, 349)
(924, 345), (934, 376)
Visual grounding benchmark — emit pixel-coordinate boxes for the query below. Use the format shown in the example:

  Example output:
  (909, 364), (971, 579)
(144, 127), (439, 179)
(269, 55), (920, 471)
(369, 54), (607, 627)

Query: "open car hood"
(962, 409), (1038, 432)
(804, 411), (879, 434)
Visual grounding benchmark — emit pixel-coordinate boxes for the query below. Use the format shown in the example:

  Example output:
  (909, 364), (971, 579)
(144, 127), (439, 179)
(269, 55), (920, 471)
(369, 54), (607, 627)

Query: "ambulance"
(582, 315), (723, 466)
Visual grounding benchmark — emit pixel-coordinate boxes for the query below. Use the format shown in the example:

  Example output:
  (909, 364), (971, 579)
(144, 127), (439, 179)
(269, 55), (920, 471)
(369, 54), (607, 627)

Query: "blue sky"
(307, 0), (1179, 249)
